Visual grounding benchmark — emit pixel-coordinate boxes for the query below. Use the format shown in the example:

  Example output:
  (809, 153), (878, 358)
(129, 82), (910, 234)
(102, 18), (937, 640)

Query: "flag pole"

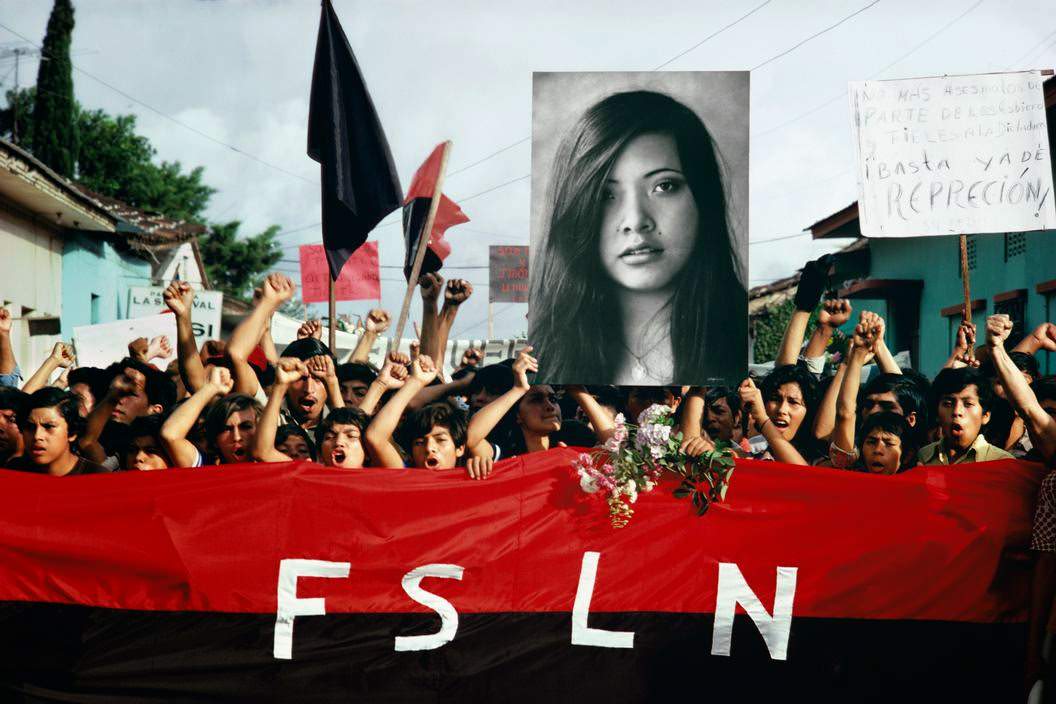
(392, 140), (452, 351)
(329, 275), (337, 352)
(487, 302), (493, 339)
(959, 233), (974, 363)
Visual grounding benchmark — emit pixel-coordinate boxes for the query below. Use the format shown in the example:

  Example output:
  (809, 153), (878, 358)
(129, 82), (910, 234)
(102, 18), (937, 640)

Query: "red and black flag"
(0, 452), (1039, 702)
(307, 0), (402, 281)
(402, 143), (469, 279)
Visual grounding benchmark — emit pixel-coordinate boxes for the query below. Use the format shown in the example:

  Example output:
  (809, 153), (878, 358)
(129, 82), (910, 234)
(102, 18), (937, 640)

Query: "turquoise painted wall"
(866, 229), (1056, 376)
(60, 232), (153, 338)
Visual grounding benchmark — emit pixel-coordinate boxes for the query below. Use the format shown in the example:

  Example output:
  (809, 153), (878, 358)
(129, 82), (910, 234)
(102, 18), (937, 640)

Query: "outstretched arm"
(164, 281), (207, 392)
(567, 384), (617, 445)
(161, 367), (233, 467)
(227, 274), (294, 396)
(433, 279), (472, 378)
(466, 347), (535, 449)
(359, 353), (409, 416)
(832, 320), (877, 460)
(987, 314), (1056, 461)
(740, 378), (807, 465)
(365, 354), (439, 468)
(351, 309), (390, 364)
(254, 359), (304, 463)
(23, 342), (75, 394)
(0, 308), (16, 379)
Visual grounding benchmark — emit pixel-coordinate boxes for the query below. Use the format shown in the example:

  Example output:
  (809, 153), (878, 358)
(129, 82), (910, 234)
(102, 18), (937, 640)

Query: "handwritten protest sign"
(849, 71), (1055, 236)
(489, 245), (529, 303)
(127, 286), (223, 349)
(299, 243), (380, 303)
(73, 314), (178, 369)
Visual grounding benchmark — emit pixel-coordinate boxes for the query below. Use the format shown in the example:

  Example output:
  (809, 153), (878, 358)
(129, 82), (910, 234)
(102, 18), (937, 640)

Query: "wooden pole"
(487, 301), (493, 339)
(328, 275), (336, 352)
(391, 141), (452, 351)
(959, 234), (971, 321)
(959, 233), (975, 363)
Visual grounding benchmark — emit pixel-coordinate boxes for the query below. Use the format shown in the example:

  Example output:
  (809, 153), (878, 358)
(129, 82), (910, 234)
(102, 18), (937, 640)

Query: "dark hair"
(313, 407), (369, 448)
(861, 373), (929, 428)
(530, 90), (745, 385)
(277, 424), (316, 460)
(0, 386), (27, 414)
(68, 367), (109, 403)
(554, 418), (596, 448)
(931, 367), (995, 415)
(1034, 376), (1056, 403)
(336, 362), (378, 386)
(106, 358), (177, 411)
(705, 386), (742, 417)
(120, 415), (170, 466)
(859, 411), (914, 471)
(203, 394), (262, 457)
(398, 402), (468, 451)
(981, 352), (1040, 382)
(982, 395), (1015, 449)
(759, 364), (822, 457)
(18, 388), (85, 440)
(468, 363), (515, 396)
(283, 338), (333, 362)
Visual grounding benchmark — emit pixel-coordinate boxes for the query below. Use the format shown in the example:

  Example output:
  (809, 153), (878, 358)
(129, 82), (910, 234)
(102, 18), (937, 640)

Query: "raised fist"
(411, 354), (438, 385)
(460, 347), (483, 368)
(986, 314), (1013, 348)
(207, 366), (234, 395)
(511, 345), (537, 391)
(306, 354), (336, 381)
(419, 272), (444, 302)
(0, 308), (12, 334)
(163, 281), (194, 317)
(261, 273), (295, 305)
(297, 319), (322, 340)
(444, 279), (473, 306)
(818, 298), (852, 328)
(377, 358), (409, 390)
(276, 357), (307, 386)
(50, 342), (76, 369)
(146, 335), (172, 361)
(365, 309), (390, 334)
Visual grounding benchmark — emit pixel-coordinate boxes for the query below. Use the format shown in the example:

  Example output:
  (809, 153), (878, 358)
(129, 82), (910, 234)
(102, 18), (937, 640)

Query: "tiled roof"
(71, 184), (206, 247)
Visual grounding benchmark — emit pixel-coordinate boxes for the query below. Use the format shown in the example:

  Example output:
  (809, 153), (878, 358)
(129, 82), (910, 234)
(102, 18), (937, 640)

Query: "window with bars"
(1004, 232), (1027, 261)
(994, 294), (1027, 349)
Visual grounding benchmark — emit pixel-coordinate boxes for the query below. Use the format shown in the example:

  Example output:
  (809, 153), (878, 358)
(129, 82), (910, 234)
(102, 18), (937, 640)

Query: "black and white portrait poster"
(529, 71), (749, 387)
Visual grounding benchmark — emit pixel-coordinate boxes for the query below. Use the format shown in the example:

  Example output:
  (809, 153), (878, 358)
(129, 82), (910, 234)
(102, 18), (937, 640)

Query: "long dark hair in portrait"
(531, 90), (746, 384)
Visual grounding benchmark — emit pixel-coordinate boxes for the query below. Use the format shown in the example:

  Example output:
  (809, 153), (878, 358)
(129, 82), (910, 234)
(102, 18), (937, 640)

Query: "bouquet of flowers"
(572, 404), (736, 528)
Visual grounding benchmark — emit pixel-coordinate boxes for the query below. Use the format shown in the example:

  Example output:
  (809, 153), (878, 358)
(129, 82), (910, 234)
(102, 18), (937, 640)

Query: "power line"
(1003, 27), (1056, 70)
(652, 0), (774, 70)
(753, 0), (985, 138)
(0, 21), (319, 187)
(750, 0), (881, 71)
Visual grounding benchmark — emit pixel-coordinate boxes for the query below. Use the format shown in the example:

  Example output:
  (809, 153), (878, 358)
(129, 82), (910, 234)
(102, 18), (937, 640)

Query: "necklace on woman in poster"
(621, 335), (672, 383)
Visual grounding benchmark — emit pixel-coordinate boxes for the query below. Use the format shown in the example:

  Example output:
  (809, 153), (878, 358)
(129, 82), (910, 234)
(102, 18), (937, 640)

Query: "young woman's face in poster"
(597, 132), (699, 293)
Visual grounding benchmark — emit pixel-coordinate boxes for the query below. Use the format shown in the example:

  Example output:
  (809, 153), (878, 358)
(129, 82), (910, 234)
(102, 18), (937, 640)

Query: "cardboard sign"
(73, 314), (178, 369)
(850, 70), (1056, 236)
(127, 286), (223, 348)
(300, 243), (380, 303)
(489, 245), (529, 303)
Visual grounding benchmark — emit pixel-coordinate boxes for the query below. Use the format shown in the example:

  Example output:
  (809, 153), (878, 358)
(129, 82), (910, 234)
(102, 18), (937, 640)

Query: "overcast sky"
(3, 0), (1054, 339)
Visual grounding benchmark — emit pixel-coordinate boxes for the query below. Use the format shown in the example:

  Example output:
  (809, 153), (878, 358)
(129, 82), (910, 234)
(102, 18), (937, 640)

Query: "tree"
(31, 0), (78, 178)
(198, 221), (283, 300)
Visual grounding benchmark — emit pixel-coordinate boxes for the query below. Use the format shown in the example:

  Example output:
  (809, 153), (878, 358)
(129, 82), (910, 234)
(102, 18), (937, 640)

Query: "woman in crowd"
(160, 367), (261, 467)
(530, 90), (745, 386)
(738, 364), (824, 464)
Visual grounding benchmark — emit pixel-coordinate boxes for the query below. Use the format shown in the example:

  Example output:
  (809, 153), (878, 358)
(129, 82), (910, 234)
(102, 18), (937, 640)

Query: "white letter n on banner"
(711, 563), (797, 661)
(571, 551), (634, 648)
(274, 558), (350, 660)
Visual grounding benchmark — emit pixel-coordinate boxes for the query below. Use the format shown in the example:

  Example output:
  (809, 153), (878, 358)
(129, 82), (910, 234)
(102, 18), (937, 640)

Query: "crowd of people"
(2, 255), (1056, 687)
(0, 257), (1053, 478)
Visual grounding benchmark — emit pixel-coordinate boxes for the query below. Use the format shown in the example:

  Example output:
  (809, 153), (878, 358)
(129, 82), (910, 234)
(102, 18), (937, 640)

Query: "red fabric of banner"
(299, 242), (380, 302)
(0, 450), (1039, 623)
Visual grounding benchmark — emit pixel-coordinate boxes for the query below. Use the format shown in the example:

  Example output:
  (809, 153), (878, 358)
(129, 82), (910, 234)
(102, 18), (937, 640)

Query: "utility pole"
(0, 47), (42, 145)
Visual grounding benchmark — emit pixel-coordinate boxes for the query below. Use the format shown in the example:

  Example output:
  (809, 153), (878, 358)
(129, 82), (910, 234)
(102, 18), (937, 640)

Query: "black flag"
(307, 0), (402, 281)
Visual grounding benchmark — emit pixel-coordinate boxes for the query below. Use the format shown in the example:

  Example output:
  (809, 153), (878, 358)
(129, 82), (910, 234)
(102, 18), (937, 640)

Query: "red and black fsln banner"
(0, 450), (1041, 703)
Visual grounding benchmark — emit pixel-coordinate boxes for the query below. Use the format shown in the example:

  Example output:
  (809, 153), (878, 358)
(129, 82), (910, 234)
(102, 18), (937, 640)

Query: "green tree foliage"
(2, 88), (215, 223)
(76, 108), (214, 222)
(30, 0), (78, 178)
(752, 299), (820, 364)
(199, 221), (283, 300)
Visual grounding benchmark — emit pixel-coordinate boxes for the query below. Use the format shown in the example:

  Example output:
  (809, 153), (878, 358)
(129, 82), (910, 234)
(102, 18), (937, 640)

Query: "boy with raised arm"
(365, 354), (468, 470)
(255, 358), (368, 469)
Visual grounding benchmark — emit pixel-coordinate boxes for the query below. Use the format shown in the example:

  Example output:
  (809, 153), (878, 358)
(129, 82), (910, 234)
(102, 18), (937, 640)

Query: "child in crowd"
(917, 366), (1013, 465)
(10, 388), (108, 476)
(160, 367), (261, 467)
